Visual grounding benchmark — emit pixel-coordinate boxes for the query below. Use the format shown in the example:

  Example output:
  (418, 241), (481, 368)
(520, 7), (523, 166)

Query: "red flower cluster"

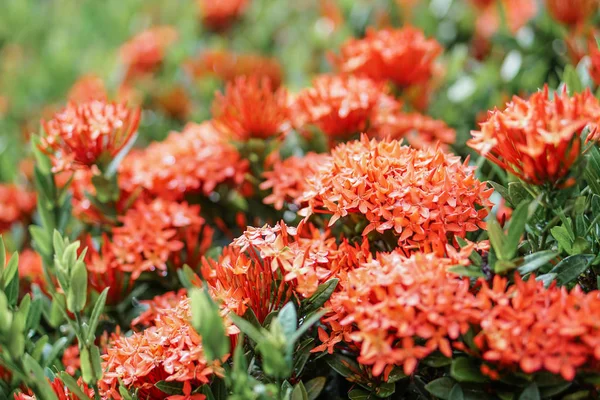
(332, 27), (442, 87)
(111, 198), (212, 280)
(475, 275), (600, 381)
(185, 50), (283, 88)
(300, 136), (492, 255)
(101, 297), (219, 399)
(41, 100), (141, 172)
(0, 184), (36, 232)
(119, 26), (178, 80)
(546, 0), (598, 26)
(14, 377), (94, 400)
(212, 76), (289, 141)
(201, 222), (333, 322)
(67, 74), (108, 104)
(371, 103), (456, 149)
(293, 74), (389, 139)
(197, 0), (248, 31)
(119, 122), (248, 200)
(260, 152), (329, 210)
(469, 86), (600, 186)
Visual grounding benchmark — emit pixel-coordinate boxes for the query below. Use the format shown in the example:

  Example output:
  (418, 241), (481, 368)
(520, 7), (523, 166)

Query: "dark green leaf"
(517, 251), (557, 275)
(278, 302), (298, 339)
(450, 358), (488, 383)
(449, 385), (464, 400)
(86, 288), (109, 345)
(348, 389), (371, 400)
(304, 377), (326, 400)
(155, 380), (184, 395)
(550, 254), (594, 286)
(425, 377), (456, 399)
(290, 309), (327, 343)
(291, 382), (309, 400)
(58, 372), (90, 400)
(519, 383), (540, 400)
(301, 278), (338, 315)
(505, 201), (529, 260)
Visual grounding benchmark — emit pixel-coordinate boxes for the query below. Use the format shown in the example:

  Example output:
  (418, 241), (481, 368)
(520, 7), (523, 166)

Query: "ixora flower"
(100, 297), (220, 399)
(118, 122), (248, 200)
(185, 50), (283, 88)
(370, 101), (456, 149)
(197, 0), (248, 31)
(321, 250), (479, 377)
(201, 222), (334, 322)
(111, 198), (213, 280)
(119, 26), (178, 80)
(67, 74), (108, 104)
(589, 34), (600, 86)
(468, 86), (600, 187)
(474, 275), (600, 381)
(332, 27), (442, 87)
(212, 76), (290, 141)
(40, 100), (141, 172)
(300, 136), (492, 256)
(546, 0), (598, 26)
(260, 152), (330, 210)
(293, 74), (390, 140)
(0, 184), (36, 232)
(14, 376), (94, 400)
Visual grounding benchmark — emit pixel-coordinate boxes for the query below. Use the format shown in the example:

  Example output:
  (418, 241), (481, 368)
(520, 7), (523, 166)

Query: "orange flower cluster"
(546, 0), (598, 26)
(293, 74), (389, 139)
(100, 297), (218, 399)
(197, 0), (248, 31)
(371, 105), (456, 149)
(41, 100), (141, 172)
(119, 26), (178, 80)
(201, 222), (332, 322)
(475, 275), (600, 381)
(469, 86), (600, 186)
(260, 152), (329, 210)
(119, 122), (248, 200)
(67, 74), (108, 104)
(0, 184), (36, 232)
(323, 250), (478, 377)
(185, 50), (283, 88)
(111, 198), (212, 280)
(300, 136), (492, 255)
(332, 27), (442, 87)
(16, 249), (44, 294)
(590, 36), (600, 86)
(132, 289), (188, 327)
(474, 0), (537, 42)
(212, 76), (289, 141)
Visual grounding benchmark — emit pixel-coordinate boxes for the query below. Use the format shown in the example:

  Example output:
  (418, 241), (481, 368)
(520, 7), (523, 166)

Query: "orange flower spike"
(469, 86), (600, 186)
(301, 136), (492, 255)
(0, 184), (36, 232)
(333, 27), (442, 87)
(546, 0), (598, 26)
(40, 100), (140, 173)
(119, 26), (178, 80)
(212, 76), (290, 141)
(293, 74), (390, 140)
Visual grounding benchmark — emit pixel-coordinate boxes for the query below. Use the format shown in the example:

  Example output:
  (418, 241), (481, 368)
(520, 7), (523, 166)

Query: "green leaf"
(155, 380), (184, 395)
(535, 273), (557, 287)
(489, 182), (509, 204)
(425, 377), (456, 399)
(448, 265), (484, 278)
(278, 302), (298, 339)
(539, 382), (571, 398)
(422, 353), (452, 368)
(504, 201), (529, 260)
(290, 309), (327, 343)
(563, 65), (583, 94)
(487, 219), (506, 261)
(549, 254), (594, 286)
(348, 389), (371, 400)
(66, 260), (88, 313)
(551, 226), (573, 254)
(291, 382), (309, 400)
(177, 264), (197, 290)
(518, 383), (540, 400)
(3, 251), (19, 289)
(25, 297), (43, 332)
(190, 288), (230, 361)
(326, 354), (361, 379)
(86, 287), (109, 345)
(450, 358), (488, 383)
(42, 337), (68, 368)
(508, 182), (531, 208)
(0, 236), (5, 271)
(301, 278), (338, 315)
(449, 385), (464, 400)
(517, 251), (557, 275)
(374, 382), (395, 397)
(228, 311), (264, 344)
(304, 377), (326, 400)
